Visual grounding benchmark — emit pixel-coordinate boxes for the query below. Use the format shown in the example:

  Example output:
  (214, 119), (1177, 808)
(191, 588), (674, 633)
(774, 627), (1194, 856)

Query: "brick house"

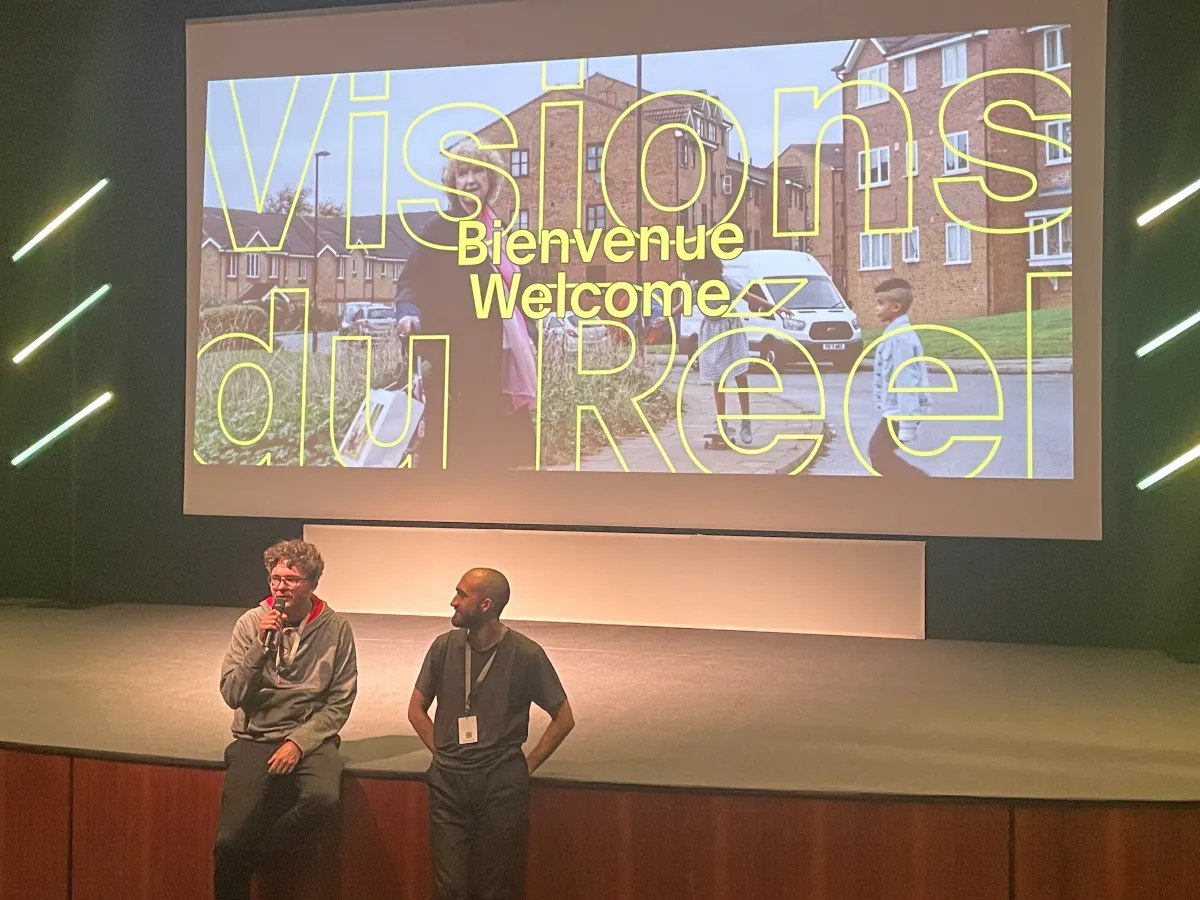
(202, 71), (816, 320)
(199, 207), (430, 317)
(1024, 25), (1073, 309)
(476, 72), (809, 295)
(776, 142), (847, 294)
(834, 28), (1072, 327)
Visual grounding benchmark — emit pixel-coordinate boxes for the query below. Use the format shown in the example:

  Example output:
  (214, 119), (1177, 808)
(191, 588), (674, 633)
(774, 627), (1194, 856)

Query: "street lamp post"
(312, 150), (331, 353)
(673, 129), (683, 284)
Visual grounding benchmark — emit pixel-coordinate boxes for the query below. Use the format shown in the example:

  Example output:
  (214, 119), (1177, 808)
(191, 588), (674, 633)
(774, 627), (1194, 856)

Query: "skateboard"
(704, 431), (734, 450)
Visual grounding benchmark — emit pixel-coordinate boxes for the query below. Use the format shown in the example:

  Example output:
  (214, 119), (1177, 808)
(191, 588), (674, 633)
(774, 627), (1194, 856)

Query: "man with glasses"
(213, 540), (358, 900)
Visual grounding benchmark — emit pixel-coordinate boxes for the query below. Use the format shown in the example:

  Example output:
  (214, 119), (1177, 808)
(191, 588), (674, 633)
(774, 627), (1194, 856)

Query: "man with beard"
(213, 540), (358, 900)
(408, 568), (575, 900)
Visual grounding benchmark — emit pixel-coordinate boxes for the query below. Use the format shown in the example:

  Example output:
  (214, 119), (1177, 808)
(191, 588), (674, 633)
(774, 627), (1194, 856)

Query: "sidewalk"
(548, 367), (825, 474)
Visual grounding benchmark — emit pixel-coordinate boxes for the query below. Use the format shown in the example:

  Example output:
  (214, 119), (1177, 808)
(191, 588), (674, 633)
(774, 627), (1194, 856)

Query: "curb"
(773, 422), (834, 475)
(855, 358), (1072, 376)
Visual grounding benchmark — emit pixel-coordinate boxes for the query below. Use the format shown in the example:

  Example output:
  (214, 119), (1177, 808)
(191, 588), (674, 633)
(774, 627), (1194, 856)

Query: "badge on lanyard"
(459, 641), (497, 746)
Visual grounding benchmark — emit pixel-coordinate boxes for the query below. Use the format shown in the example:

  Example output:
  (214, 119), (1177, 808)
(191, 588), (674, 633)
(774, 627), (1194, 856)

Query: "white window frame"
(944, 131), (970, 175)
(247, 253), (261, 279)
(906, 140), (918, 178)
(1044, 27), (1070, 71)
(365, 258), (374, 280)
(298, 258), (308, 281)
(857, 146), (891, 189)
(856, 63), (889, 108)
(941, 42), (967, 86)
(945, 223), (972, 266)
(585, 143), (602, 173)
(337, 257), (346, 281)
(859, 232), (892, 271)
(516, 209), (530, 231)
(903, 56), (917, 92)
(902, 228), (920, 263)
(1045, 119), (1071, 165)
(1026, 209), (1072, 264)
(225, 254), (237, 279)
(510, 149), (530, 177)
(269, 255), (280, 280)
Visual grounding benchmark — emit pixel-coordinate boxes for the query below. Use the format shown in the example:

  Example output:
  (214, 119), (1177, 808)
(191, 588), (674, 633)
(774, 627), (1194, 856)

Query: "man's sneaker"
(739, 422), (754, 446)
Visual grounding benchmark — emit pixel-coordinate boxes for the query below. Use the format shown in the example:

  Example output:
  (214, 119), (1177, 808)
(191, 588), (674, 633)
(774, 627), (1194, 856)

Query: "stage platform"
(3, 601), (1200, 801)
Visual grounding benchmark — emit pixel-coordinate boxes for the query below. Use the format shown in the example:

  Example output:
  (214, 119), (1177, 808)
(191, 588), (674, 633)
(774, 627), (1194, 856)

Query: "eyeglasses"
(269, 575), (309, 588)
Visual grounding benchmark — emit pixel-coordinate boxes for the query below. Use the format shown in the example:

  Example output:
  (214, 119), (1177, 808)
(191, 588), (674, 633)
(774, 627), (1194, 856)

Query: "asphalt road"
(277, 331), (336, 354)
(760, 367), (1074, 478)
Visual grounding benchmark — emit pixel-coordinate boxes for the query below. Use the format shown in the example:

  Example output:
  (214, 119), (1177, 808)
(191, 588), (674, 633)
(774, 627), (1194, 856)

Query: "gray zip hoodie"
(219, 597), (358, 756)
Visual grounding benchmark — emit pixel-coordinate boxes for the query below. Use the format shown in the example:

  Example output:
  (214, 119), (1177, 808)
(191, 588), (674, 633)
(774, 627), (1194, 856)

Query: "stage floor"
(2, 602), (1200, 801)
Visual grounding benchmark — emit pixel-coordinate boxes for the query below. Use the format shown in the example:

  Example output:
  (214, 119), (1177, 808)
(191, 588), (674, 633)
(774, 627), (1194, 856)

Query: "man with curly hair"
(213, 539), (358, 900)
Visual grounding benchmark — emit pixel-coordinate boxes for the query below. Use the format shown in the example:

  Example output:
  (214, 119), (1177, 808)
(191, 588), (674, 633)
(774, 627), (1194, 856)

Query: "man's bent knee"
(299, 787), (340, 818)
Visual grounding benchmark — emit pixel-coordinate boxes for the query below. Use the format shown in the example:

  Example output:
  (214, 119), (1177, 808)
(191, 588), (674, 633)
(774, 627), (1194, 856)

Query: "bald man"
(409, 568), (574, 900)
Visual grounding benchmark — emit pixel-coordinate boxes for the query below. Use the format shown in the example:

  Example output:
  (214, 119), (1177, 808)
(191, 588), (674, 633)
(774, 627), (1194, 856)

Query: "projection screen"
(185, 0), (1104, 539)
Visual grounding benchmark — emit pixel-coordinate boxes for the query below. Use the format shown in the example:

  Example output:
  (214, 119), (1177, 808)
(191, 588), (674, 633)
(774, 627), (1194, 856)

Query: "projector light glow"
(11, 179), (109, 262)
(12, 284), (112, 364)
(11, 392), (114, 467)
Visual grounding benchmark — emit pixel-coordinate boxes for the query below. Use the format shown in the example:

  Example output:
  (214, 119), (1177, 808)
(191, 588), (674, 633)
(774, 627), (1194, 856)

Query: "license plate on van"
(822, 342), (846, 351)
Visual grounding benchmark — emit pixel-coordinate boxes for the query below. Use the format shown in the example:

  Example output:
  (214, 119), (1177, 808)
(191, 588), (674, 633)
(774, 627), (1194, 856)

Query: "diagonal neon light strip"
(13, 284), (112, 364)
(1138, 442), (1200, 490)
(11, 178), (109, 262)
(1135, 307), (1200, 358)
(11, 392), (113, 467)
(1137, 176), (1200, 227)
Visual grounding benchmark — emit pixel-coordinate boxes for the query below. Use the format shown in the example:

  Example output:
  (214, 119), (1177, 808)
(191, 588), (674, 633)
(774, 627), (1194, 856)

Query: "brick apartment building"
(476, 72), (809, 292)
(199, 207), (431, 314)
(776, 142), (847, 294)
(201, 71), (822, 319)
(1025, 25), (1073, 308)
(835, 27), (1073, 327)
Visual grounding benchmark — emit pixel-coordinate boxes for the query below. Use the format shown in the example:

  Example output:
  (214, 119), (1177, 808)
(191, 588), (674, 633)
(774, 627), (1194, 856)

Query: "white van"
(678, 250), (861, 371)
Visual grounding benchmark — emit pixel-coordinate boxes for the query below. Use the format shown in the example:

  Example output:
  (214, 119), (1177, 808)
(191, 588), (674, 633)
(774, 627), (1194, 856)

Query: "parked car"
(339, 302), (372, 332)
(543, 312), (610, 352)
(677, 250), (861, 371)
(341, 303), (397, 337)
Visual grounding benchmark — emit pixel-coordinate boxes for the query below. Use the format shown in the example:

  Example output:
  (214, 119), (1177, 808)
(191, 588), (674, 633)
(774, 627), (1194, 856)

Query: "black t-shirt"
(415, 628), (567, 772)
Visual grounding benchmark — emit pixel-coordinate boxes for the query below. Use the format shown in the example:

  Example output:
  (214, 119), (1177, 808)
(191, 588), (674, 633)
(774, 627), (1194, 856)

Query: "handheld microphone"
(264, 604), (288, 651)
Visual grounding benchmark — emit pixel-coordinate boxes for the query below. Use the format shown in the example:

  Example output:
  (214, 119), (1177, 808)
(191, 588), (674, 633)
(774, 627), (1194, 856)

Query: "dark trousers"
(868, 418), (928, 477)
(428, 755), (530, 900)
(213, 738), (343, 900)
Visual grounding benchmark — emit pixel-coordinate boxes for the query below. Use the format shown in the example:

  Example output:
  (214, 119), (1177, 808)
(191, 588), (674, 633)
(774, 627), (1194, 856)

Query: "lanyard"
(464, 642), (498, 713)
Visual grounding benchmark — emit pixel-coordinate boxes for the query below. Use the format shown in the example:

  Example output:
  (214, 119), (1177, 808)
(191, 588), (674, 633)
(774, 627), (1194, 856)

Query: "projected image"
(195, 27), (1074, 478)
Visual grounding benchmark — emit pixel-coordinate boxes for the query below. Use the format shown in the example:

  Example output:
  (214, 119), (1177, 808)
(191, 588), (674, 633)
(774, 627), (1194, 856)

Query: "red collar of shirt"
(267, 595), (325, 625)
